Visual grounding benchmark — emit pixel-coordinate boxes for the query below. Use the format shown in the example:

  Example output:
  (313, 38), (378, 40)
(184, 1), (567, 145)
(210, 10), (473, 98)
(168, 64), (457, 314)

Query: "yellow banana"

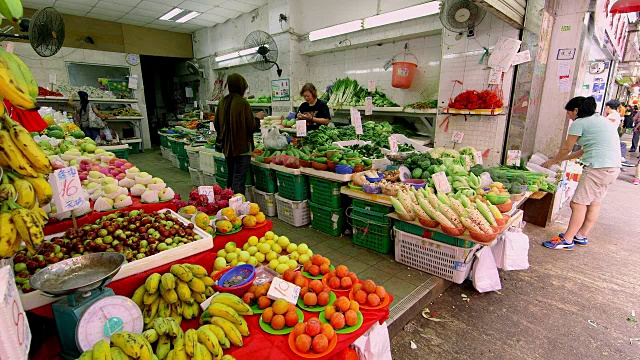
(184, 329), (198, 357)
(9, 51), (38, 101)
(110, 332), (143, 359)
(160, 273), (175, 291)
(0, 210), (18, 258)
(182, 301), (194, 320)
(10, 203), (43, 254)
(142, 329), (158, 344)
(165, 350), (175, 360)
(157, 297), (171, 318)
(199, 325), (230, 349)
(171, 347), (188, 360)
(196, 343), (213, 360)
(204, 286), (215, 297)
(0, 174), (16, 201)
(110, 347), (130, 360)
(143, 290), (159, 305)
(92, 339), (112, 360)
(165, 317), (182, 337)
(23, 175), (52, 206)
(78, 350), (93, 360)
(192, 291), (206, 303)
(3, 117), (50, 176)
(136, 333), (154, 360)
(155, 335), (171, 360)
(221, 355), (236, 360)
(30, 202), (47, 227)
(144, 297), (160, 324)
(234, 316), (249, 337)
(0, 129), (38, 176)
(197, 328), (221, 358)
(187, 277), (205, 293)
(172, 302), (183, 317)
(0, 51), (36, 110)
(176, 280), (191, 302)
(0, 2), (22, 27)
(170, 264), (193, 282)
(9, 174), (35, 209)
(0, 50), (28, 100)
(208, 317), (243, 347)
(152, 317), (169, 336)
(145, 273), (161, 293)
(162, 289), (178, 304)
(200, 276), (214, 286)
(209, 293), (252, 315)
(183, 264), (208, 277)
(170, 305), (182, 325)
(206, 303), (243, 325)
(131, 285), (146, 310)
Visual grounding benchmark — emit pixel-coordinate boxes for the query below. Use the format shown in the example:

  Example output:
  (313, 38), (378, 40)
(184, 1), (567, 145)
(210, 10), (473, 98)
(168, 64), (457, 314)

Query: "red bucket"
(392, 61), (417, 89)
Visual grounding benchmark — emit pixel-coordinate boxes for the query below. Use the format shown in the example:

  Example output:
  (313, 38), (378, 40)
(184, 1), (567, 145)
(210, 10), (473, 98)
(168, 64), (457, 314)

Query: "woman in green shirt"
(541, 96), (621, 250)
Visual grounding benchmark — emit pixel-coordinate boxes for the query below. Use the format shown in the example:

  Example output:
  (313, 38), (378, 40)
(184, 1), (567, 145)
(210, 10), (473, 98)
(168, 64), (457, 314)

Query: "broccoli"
(513, 174), (529, 186)
(509, 183), (523, 194)
(419, 160), (431, 170)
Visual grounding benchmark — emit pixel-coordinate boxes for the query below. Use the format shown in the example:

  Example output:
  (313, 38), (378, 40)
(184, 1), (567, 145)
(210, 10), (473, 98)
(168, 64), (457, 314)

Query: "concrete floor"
(390, 162), (640, 359)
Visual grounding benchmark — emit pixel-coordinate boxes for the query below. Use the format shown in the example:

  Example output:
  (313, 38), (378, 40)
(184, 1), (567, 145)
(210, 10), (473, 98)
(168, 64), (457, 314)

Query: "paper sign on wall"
(506, 150), (522, 166)
(451, 131), (464, 143)
(368, 80), (376, 92)
(128, 75), (138, 89)
(296, 120), (307, 136)
(474, 151), (483, 165)
(364, 97), (373, 115)
(267, 277), (300, 304)
(350, 108), (363, 134)
(488, 69), (502, 85)
(389, 136), (398, 153)
(50, 167), (84, 213)
(557, 62), (571, 93)
(431, 172), (452, 194)
(185, 87), (193, 98)
(198, 186), (214, 201)
(0, 266), (31, 360)
(131, 103), (140, 111)
(511, 50), (531, 66)
(488, 37), (522, 71)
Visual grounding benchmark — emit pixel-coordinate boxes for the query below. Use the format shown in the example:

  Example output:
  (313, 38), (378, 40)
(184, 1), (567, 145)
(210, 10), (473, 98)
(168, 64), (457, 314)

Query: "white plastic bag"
(502, 229), (530, 270)
(263, 127), (288, 150)
(479, 172), (493, 187)
(471, 247), (501, 293)
(350, 321), (392, 360)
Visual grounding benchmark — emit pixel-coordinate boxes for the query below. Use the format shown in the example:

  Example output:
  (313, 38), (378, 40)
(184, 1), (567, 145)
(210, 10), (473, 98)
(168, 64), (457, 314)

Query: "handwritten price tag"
(296, 120), (307, 137)
(210, 122), (215, 132)
(198, 186), (214, 201)
(229, 196), (243, 211)
(389, 136), (398, 153)
(0, 265), (31, 360)
(463, 155), (472, 170)
(267, 277), (300, 304)
(474, 151), (483, 165)
(49, 167), (84, 212)
(365, 97), (373, 115)
(199, 112), (204, 120)
(506, 150), (522, 166)
(368, 80), (376, 92)
(431, 172), (452, 194)
(488, 68), (502, 85)
(350, 108), (363, 135)
(451, 131), (464, 143)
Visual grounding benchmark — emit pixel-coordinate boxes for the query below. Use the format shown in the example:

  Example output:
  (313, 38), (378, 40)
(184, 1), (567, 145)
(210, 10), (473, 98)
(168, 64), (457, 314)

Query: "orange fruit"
(283, 269), (296, 282)
(322, 285), (332, 294)
(312, 334), (329, 353)
(335, 265), (349, 278)
(317, 292), (329, 306)
(345, 310), (358, 326)
(311, 254), (323, 266)
(321, 257), (331, 266)
(309, 279), (323, 294)
(349, 300), (359, 312)
(306, 318), (321, 336)
(326, 270), (336, 279)
(294, 276), (308, 288)
(254, 286), (266, 298)
(334, 296), (350, 312)
(300, 287), (309, 298)
(288, 303), (297, 313)
(309, 265), (320, 276)
(375, 285), (387, 299)
(328, 277), (341, 289)
(324, 305), (336, 322)
(258, 296), (272, 309)
(321, 323), (335, 340)
(319, 264), (331, 275)
(340, 277), (353, 289)
(363, 280), (377, 294)
(271, 314), (285, 330)
(262, 307), (274, 323)
(367, 293), (381, 307)
(354, 290), (367, 305)
(272, 298), (289, 315)
(285, 310), (299, 327)
(293, 322), (307, 338)
(352, 283), (363, 293)
(303, 292), (317, 306)
(242, 292), (255, 305)
(303, 261), (313, 272)
(348, 272), (358, 285)
(295, 334), (312, 353)
(248, 285), (258, 294)
(330, 312), (345, 330)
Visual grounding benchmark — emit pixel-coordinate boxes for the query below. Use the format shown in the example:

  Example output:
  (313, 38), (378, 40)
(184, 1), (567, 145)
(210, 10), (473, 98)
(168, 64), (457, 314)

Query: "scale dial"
(126, 53), (140, 66)
(76, 295), (143, 352)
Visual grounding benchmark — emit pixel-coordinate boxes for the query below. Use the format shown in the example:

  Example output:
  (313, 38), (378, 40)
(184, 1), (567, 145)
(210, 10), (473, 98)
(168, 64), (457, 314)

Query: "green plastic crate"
(159, 133), (168, 148)
(351, 214), (392, 254)
(351, 199), (393, 214)
(216, 175), (228, 187)
(111, 148), (128, 160)
(214, 157), (228, 178)
(350, 207), (391, 225)
(393, 221), (474, 248)
(252, 165), (278, 193)
(275, 171), (309, 201)
(309, 201), (345, 237)
(309, 177), (343, 208)
(215, 168), (253, 187)
(171, 140), (187, 156)
(176, 155), (189, 172)
(128, 142), (140, 154)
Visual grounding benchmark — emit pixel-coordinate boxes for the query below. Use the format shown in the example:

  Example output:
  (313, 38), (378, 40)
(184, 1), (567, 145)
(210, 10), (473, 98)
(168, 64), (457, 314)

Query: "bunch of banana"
(0, 45), (38, 110)
(1, 114), (52, 175)
(0, 0), (23, 23)
(0, 197), (45, 257)
(131, 264), (218, 326)
(198, 293), (253, 348)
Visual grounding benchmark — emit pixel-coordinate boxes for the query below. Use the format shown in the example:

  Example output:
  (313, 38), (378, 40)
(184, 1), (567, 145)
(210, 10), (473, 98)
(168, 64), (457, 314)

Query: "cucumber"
(318, 146), (328, 152)
(362, 159), (372, 166)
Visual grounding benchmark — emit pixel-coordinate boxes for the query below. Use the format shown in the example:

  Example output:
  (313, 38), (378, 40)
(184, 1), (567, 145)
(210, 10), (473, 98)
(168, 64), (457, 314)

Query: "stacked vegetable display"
(321, 77), (399, 108)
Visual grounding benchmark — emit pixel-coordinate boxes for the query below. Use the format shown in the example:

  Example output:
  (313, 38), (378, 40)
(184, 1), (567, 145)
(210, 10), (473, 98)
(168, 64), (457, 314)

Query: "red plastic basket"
(212, 267), (256, 297)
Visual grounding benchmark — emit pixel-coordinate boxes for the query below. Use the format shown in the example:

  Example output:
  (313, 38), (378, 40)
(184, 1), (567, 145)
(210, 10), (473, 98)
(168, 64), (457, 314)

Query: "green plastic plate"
(297, 291), (336, 312)
(302, 265), (335, 280)
(319, 309), (363, 334)
(259, 307), (304, 335)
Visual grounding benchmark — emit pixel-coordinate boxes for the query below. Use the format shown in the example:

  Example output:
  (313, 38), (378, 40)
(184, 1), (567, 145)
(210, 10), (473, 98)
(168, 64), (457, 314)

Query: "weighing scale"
(29, 253), (143, 359)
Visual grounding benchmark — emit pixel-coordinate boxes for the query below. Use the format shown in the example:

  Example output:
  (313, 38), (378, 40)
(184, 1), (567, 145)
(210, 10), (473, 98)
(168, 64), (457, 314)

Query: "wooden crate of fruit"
(17, 209), (213, 310)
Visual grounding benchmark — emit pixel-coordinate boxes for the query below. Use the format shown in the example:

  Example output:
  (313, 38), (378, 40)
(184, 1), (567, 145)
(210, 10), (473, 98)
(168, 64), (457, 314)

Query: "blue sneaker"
(542, 235), (574, 250)
(573, 235), (588, 246)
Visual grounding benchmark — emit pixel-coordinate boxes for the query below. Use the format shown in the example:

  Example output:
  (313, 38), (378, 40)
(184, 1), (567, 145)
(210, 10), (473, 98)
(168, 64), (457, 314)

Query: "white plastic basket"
(202, 172), (216, 186)
(275, 193), (309, 227)
(253, 188), (277, 216)
(189, 167), (203, 186)
(186, 146), (201, 171)
(394, 228), (480, 284)
(169, 153), (179, 168)
(199, 148), (216, 175)
(245, 185), (254, 203)
(161, 146), (171, 160)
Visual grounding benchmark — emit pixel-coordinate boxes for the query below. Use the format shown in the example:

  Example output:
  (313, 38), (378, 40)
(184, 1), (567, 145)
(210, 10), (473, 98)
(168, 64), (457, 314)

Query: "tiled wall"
(305, 35), (442, 106)
(434, 13), (519, 165)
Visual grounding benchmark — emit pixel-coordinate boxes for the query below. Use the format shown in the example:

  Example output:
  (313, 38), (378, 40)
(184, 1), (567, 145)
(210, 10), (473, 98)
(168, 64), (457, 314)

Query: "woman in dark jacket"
(214, 73), (263, 195)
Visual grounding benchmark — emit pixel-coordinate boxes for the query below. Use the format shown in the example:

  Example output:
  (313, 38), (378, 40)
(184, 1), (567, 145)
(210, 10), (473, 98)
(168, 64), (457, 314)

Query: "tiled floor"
(129, 147), (439, 311)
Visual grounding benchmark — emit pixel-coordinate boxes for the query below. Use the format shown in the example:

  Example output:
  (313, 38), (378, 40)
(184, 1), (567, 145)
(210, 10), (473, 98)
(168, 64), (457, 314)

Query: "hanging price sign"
(365, 97), (373, 115)
(198, 186), (214, 201)
(431, 172), (452, 194)
(267, 277), (300, 304)
(368, 80), (376, 92)
(506, 150), (522, 166)
(50, 167), (84, 212)
(350, 107), (363, 135)
(389, 136), (398, 153)
(474, 151), (483, 165)
(451, 131), (464, 143)
(296, 120), (307, 136)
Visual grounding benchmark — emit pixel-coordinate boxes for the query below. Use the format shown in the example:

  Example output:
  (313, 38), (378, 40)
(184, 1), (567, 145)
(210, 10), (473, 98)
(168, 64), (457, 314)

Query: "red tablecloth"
(29, 220), (389, 360)
(43, 198), (176, 235)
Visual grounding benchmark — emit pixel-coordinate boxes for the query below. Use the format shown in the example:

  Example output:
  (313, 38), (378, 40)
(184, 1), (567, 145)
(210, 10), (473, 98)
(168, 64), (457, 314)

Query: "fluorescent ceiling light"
(364, 1), (441, 29)
(239, 47), (259, 56)
(159, 8), (182, 21)
(176, 11), (200, 23)
(309, 20), (362, 41)
(215, 52), (241, 62)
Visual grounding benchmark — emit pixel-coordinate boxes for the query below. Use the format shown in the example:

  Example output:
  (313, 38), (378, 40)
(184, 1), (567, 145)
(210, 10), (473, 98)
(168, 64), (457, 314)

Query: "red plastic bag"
(284, 156), (300, 169)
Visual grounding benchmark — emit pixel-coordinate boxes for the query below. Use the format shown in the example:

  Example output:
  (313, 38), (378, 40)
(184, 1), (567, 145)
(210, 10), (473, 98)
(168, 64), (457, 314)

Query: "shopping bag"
(471, 247), (501, 293)
(490, 234), (506, 269)
(502, 229), (530, 271)
(350, 321), (392, 360)
(264, 127), (288, 150)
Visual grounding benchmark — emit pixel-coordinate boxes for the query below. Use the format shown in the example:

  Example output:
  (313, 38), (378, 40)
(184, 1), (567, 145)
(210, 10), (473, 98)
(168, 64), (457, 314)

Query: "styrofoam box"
(19, 209), (213, 310)
(253, 188), (277, 217)
(381, 134), (432, 154)
(275, 193), (310, 227)
(185, 146), (201, 171)
(199, 148), (217, 175)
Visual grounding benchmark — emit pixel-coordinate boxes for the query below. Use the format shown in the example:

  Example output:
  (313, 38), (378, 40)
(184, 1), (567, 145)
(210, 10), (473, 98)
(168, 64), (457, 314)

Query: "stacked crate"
(350, 199), (394, 253)
(274, 170), (310, 227)
(308, 177), (349, 236)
